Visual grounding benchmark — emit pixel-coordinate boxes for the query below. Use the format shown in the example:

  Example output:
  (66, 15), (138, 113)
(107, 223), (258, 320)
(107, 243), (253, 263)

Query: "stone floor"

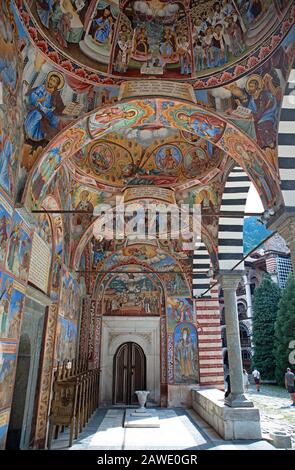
(246, 384), (295, 448)
(50, 407), (274, 451)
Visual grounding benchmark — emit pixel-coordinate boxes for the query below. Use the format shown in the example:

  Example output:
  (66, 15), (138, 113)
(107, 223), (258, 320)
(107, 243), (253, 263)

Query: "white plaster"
(100, 316), (161, 405)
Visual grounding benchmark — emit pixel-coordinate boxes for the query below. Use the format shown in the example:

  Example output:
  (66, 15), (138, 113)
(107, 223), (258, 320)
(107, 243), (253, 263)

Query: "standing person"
(252, 368), (261, 392)
(285, 368), (295, 407)
(243, 369), (249, 392)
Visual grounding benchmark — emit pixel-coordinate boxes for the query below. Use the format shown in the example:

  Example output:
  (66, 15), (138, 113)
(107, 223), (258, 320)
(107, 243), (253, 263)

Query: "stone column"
(274, 216), (295, 273)
(218, 271), (253, 408)
(243, 274), (253, 319)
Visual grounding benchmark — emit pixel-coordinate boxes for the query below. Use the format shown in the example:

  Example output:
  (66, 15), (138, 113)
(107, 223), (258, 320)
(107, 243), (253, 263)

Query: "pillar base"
(225, 393), (254, 408)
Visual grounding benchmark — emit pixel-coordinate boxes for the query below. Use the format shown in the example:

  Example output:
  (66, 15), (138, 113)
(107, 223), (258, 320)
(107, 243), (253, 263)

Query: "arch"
(218, 166), (251, 271)
(237, 300), (248, 320)
(23, 98), (281, 209)
(278, 60), (295, 209)
(192, 241), (211, 299)
(239, 323), (251, 348)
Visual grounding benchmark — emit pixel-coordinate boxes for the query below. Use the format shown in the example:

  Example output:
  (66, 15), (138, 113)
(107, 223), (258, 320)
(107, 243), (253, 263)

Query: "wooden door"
(113, 342), (146, 405)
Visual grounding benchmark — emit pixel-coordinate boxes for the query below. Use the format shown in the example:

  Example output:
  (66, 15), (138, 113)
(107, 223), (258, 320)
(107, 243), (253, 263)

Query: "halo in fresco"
(155, 145), (182, 172)
(89, 143), (114, 174)
(183, 147), (207, 178)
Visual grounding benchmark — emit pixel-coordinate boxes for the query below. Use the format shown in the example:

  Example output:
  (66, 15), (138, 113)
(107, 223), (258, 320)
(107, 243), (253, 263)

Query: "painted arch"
(24, 98), (281, 210)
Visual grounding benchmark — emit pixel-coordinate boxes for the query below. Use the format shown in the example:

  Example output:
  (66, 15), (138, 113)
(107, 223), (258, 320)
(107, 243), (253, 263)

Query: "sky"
(245, 183), (264, 214)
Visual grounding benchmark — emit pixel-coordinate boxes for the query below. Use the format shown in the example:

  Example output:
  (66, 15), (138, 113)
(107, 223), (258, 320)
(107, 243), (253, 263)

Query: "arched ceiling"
(18, 0), (293, 87)
(67, 127), (224, 191)
(24, 97), (281, 209)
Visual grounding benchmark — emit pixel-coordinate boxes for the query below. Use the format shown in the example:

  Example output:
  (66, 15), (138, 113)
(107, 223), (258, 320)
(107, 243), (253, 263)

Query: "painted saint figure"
(177, 112), (225, 143)
(93, 7), (113, 45)
(0, 279), (13, 336)
(175, 326), (196, 380)
(24, 71), (65, 142)
(6, 224), (21, 274)
(0, 215), (9, 263)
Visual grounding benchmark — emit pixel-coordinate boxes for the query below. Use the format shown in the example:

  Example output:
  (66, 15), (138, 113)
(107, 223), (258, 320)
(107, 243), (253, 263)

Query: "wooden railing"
(47, 359), (100, 448)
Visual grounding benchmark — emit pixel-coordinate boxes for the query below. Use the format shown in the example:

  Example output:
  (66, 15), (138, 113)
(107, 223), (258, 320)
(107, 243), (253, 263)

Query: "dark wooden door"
(113, 342), (146, 405)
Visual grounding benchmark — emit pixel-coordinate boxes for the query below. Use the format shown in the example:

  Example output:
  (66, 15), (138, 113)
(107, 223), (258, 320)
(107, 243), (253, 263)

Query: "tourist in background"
(285, 368), (295, 407)
(252, 368), (261, 392)
(243, 369), (249, 392)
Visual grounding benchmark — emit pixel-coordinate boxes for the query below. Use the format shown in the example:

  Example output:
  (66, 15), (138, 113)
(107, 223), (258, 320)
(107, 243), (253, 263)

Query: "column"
(243, 274), (253, 319)
(218, 271), (253, 408)
(274, 216), (295, 273)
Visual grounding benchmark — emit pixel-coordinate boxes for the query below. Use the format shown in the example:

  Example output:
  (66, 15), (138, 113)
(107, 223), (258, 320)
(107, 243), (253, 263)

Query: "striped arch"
(218, 166), (251, 271)
(278, 60), (295, 209)
(193, 242), (211, 299)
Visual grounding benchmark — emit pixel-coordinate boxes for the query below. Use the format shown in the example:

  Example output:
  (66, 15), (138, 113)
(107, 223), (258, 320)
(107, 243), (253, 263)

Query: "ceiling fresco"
(25, 98), (281, 210)
(69, 129), (224, 190)
(16, 0), (294, 87)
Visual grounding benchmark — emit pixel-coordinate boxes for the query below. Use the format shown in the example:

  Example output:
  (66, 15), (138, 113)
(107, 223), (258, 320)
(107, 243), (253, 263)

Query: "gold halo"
(47, 71), (65, 90)
(246, 74), (263, 93)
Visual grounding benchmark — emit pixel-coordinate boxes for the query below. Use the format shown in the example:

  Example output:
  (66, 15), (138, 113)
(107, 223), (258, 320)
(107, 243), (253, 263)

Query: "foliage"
(252, 274), (281, 380)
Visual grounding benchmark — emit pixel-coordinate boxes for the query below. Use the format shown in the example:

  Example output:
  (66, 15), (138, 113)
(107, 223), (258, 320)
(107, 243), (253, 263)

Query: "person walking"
(252, 368), (261, 392)
(243, 369), (249, 392)
(285, 367), (295, 407)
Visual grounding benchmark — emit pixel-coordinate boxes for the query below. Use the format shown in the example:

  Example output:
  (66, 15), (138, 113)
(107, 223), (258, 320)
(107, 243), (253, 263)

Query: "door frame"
(99, 317), (161, 406)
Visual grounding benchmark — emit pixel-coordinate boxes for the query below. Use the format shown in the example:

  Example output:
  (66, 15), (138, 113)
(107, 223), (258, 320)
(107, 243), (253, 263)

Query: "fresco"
(5, 213), (32, 282)
(0, 193), (13, 267)
(0, 341), (17, 411)
(103, 273), (161, 315)
(174, 322), (198, 383)
(59, 270), (79, 321)
(41, 196), (64, 299)
(0, 273), (26, 340)
(113, 0), (191, 78)
(71, 131), (224, 189)
(167, 297), (195, 332)
(55, 316), (77, 363)
(21, 0), (293, 86)
(0, 0), (24, 201)
(0, 409), (10, 450)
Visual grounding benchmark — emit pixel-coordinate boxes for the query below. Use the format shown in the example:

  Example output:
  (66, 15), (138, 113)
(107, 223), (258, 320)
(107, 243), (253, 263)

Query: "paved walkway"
(246, 384), (295, 447)
(50, 407), (273, 451)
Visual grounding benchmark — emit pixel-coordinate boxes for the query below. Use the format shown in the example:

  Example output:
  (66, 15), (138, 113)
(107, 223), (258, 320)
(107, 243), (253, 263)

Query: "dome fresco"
(20, 0), (293, 86)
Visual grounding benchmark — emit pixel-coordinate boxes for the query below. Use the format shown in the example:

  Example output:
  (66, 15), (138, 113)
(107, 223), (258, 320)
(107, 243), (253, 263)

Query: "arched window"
(240, 324), (251, 347)
(238, 302), (247, 320)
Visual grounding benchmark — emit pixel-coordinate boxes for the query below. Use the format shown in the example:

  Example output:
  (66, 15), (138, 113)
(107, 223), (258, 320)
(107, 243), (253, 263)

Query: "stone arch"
(218, 166), (251, 271)
(278, 60), (295, 209)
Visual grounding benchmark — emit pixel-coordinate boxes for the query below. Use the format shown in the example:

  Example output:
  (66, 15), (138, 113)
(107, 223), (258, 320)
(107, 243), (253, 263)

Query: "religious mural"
(71, 131), (224, 190)
(5, 212), (32, 282)
(21, 0), (293, 85)
(174, 322), (198, 383)
(0, 273), (26, 340)
(55, 316), (78, 363)
(0, 341), (17, 412)
(103, 273), (161, 315)
(0, 193), (13, 267)
(0, 409), (10, 450)
(0, 0), (24, 201)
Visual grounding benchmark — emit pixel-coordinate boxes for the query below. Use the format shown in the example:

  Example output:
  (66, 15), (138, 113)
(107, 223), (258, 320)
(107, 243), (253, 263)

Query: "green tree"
(274, 274), (295, 386)
(252, 274), (281, 380)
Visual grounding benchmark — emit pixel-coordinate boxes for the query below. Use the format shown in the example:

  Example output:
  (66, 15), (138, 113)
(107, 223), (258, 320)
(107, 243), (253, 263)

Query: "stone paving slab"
(124, 409), (160, 428)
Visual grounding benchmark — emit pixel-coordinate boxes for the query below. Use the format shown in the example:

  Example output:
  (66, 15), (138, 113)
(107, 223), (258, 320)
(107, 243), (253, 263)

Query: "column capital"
(216, 270), (246, 290)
